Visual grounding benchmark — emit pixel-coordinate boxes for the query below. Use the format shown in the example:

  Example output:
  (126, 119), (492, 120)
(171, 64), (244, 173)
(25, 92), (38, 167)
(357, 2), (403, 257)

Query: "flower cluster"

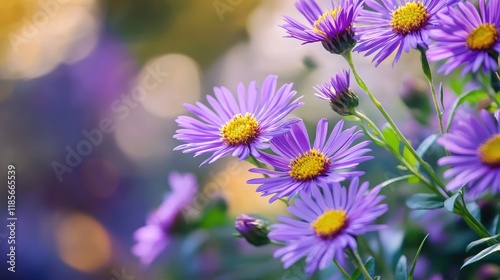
(133, 0), (500, 277)
(170, 69), (387, 273)
(136, 68), (386, 273)
(283, 0), (500, 76)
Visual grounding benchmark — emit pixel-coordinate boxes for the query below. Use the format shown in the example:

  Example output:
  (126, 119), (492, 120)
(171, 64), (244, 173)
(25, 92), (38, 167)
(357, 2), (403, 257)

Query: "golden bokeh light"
(140, 53), (201, 119)
(0, 0), (99, 79)
(211, 159), (286, 217)
(55, 213), (111, 273)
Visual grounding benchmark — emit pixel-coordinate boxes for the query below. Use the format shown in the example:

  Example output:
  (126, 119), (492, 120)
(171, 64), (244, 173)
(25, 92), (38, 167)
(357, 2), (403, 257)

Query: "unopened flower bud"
(315, 70), (358, 116)
(234, 214), (271, 246)
(321, 27), (357, 55)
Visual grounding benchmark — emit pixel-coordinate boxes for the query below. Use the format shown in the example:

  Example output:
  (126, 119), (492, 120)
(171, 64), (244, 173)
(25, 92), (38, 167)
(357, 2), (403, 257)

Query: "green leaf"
(449, 73), (471, 95)
(445, 90), (489, 132)
(461, 244), (500, 269)
(382, 124), (400, 153)
(407, 175), (420, 184)
(408, 234), (429, 280)
(198, 198), (228, 228)
(491, 69), (500, 93)
(395, 255), (408, 280)
(357, 257), (375, 280)
(416, 134), (439, 158)
(344, 115), (360, 122)
(406, 193), (445, 210)
(466, 234), (500, 252)
(381, 175), (413, 188)
(403, 146), (418, 167)
(418, 47), (432, 82)
(467, 201), (481, 222)
(439, 82), (445, 112)
(444, 192), (460, 213)
(490, 214), (499, 235)
(351, 257), (375, 280)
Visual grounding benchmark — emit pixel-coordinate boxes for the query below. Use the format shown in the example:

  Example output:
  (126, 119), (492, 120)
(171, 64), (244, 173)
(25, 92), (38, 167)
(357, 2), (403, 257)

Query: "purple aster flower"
(174, 75), (303, 165)
(355, 0), (459, 66)
(132, 172), (197, 265)
(315, 69), (359, 116)
(438, 110), (500, 197)
(248, 118), (372, 202)
(269, 179), (387, 275)
(427, 0), (500, 76)
(282, 0), (363, 54)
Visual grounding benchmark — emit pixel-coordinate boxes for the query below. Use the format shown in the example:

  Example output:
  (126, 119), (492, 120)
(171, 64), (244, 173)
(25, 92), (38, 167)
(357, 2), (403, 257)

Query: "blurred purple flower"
(174, 75), (303, 165)
(438, 110), (500, 197)
(248, 119), (372, 202)
(132, 172), (197, 265)
(269, 179), (387, 275)
(427, 0), (500, 76)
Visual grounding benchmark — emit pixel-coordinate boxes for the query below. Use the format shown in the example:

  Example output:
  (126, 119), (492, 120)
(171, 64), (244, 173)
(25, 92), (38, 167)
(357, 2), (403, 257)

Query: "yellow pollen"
(467, 24), (498, 51)
(313, 7), (342, 36)
(220, 113), (259, 146)
(312, 209), (348, 238)
(289, 149), (329, 181)
(390, 2), (430, 35)
(479, 134), (500, 166)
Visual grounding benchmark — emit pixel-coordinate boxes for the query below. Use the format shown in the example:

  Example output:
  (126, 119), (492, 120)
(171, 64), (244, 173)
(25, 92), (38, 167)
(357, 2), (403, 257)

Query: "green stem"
(457, 194), (491, 238)
(270, 240), (285, 246)
(334, 259), (351, 279)
(248, 154), (268, 169)
(460, 210), (490, 238)
(278, 198), (290, 206)
(354, 117), (385, 147)
(354, 110), (440, 196)
(343, 52), (492, 242)
(417, 47), (444, 135)
(347, 247), (373, 280)
(485, 74), (500, 107)
(358, 236), (393, 280)
(343, 51), (447, 193)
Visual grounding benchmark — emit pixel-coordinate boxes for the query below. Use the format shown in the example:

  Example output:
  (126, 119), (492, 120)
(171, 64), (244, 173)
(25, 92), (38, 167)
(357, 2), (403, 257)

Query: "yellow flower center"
(312, 209), (348, 239)
(479, 134), (500, 166)
(390, 2), (430, 35)
(313, 7), (342, 36)
(289, 149), (329, 181)
(467, 24), (498, 51)
(220, 113), (259, 146)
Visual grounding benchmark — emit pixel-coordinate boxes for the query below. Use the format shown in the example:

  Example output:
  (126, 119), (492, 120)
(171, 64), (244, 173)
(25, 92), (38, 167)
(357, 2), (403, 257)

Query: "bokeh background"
(1, 0), (499, 279)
